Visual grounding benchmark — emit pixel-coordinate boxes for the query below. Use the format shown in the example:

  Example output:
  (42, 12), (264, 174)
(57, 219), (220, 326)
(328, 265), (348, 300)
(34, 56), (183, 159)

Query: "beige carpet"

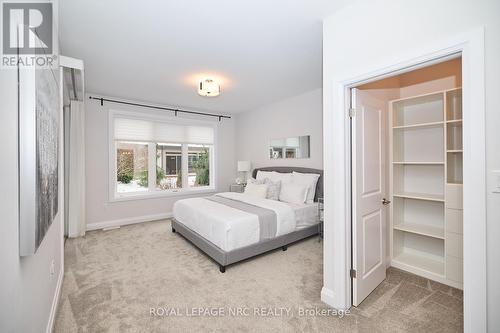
(54, 220), (463, 332)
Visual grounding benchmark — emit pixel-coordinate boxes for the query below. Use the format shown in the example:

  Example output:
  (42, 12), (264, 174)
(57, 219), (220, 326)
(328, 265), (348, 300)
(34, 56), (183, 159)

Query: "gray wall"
(235, 88), (323, 172)
(0, 38), (63, 333)
(84, 94), (236, 226)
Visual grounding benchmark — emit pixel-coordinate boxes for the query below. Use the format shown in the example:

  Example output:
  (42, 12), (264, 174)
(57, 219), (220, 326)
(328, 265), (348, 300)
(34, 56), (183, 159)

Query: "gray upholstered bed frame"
(171, 167), (323, 273)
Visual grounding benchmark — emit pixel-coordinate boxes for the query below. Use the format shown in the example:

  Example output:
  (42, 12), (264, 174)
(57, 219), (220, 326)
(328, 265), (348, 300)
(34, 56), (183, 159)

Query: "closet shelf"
(392, 162), (444, 165)
(392, 252), (445, 276)
(393, 223), (445, 239)
(393, 192), (445, 202)
(390, 86), (462, 288)
(392, 121), (443, 130)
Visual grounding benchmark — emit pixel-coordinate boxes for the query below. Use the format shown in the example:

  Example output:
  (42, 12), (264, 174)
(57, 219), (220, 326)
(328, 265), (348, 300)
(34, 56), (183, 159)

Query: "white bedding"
(290, 202), (319, 229)
(173, 192), (297, 252)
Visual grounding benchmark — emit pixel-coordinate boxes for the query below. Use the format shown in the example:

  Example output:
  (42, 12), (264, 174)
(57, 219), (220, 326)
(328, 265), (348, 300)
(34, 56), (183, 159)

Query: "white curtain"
(67, 100), (86, 237)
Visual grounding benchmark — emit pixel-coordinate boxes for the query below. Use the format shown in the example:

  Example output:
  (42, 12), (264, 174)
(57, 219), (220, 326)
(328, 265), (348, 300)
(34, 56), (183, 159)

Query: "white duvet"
(172, 192), (296, 251)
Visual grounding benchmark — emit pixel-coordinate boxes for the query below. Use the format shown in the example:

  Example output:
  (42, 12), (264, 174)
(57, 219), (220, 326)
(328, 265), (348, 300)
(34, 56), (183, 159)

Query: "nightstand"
(229, 184), (246, 193)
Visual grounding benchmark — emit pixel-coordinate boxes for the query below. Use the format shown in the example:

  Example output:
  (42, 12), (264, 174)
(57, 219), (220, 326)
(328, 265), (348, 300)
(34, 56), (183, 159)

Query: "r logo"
(2, 2), (53, 55)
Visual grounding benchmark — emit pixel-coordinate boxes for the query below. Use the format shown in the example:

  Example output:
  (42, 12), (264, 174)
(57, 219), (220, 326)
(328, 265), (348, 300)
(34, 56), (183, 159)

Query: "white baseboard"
(46, 268), (64, 333)
(86, 212), (172, 231)
(321, 286), (335, 307)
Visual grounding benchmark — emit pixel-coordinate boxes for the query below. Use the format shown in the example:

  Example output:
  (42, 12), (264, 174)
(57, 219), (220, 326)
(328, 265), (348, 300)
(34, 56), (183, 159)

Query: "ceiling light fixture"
(198, 78), (220, 97)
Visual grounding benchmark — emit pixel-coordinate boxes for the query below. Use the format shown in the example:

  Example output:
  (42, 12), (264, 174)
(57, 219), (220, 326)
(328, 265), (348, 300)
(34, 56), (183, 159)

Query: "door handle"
(382, 198), (391, 205)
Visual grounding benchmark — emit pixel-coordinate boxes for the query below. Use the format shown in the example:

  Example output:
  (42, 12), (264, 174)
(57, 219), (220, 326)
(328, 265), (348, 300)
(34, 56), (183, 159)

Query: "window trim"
(108, 109), (218, 202)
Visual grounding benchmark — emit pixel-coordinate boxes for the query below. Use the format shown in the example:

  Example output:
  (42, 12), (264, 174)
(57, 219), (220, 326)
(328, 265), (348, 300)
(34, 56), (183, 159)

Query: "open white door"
(351, 88), (388, 306)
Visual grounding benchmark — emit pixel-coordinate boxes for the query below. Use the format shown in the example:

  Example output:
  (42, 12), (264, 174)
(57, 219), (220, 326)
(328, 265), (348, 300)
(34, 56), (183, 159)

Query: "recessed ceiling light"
(198, 78), (220, 97)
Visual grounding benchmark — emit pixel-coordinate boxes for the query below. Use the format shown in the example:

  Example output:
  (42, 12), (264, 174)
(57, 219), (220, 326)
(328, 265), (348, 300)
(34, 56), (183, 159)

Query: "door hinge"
(350, 269), (357, 278)
(348, 108), (356, 118)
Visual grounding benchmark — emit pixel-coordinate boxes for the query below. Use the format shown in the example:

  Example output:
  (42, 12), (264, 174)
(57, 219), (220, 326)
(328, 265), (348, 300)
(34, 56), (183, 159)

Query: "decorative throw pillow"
(244, 182), (268, 198)
(264, 178), (281, 200)
(279, 182), (309, 204)
(292, 171), (320, 203)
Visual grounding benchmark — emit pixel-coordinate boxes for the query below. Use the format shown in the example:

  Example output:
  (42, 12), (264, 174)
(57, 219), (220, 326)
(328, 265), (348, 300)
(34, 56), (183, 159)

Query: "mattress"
(172, 193), (317, 252)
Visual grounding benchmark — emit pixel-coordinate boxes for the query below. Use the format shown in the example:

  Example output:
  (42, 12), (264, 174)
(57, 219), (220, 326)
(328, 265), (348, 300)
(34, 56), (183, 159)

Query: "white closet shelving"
(389, 88), (463, 289)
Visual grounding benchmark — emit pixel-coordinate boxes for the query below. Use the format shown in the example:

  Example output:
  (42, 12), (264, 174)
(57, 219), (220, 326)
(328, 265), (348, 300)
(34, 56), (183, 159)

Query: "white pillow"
(292, 171), (320, 203)
(279, 182), (309, 204)
(244, 182), (268, 198)
(247, 177), (265, 185)
(271, 171), (293, 183)
(257, 170), (293, 184)
(256, 171), (274, 181)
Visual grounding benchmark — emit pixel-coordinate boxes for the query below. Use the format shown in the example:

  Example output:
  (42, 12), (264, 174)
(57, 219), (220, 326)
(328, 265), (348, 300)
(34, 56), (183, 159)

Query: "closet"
(351, 58), (464, 295)
(389, 87), (463, 289)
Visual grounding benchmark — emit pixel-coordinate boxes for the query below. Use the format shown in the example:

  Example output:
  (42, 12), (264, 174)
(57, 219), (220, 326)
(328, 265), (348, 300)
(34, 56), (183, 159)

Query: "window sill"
(109, 187), (217, 203)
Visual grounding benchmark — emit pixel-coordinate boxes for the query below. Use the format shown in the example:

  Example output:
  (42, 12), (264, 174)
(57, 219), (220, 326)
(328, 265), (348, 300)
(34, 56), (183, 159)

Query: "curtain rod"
(88, 96), (231, 121)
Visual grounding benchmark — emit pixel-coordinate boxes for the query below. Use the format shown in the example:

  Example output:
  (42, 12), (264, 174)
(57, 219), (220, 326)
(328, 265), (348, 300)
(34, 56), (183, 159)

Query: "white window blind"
(114, 118), (214, 144)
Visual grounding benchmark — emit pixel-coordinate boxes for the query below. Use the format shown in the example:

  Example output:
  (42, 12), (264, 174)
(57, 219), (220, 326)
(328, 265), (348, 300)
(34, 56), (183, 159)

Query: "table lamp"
(237, 161), (251, 184)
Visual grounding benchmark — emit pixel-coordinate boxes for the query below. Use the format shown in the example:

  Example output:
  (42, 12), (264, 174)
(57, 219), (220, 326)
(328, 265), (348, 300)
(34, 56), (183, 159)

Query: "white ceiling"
(59, 0), (349, 114)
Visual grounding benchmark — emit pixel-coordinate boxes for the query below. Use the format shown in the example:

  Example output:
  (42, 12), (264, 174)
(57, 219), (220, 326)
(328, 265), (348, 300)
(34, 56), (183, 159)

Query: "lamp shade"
(237, 161), (251, 172)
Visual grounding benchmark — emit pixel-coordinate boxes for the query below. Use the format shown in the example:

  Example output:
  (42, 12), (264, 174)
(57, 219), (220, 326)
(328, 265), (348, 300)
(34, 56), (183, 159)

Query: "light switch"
(492, 170), (500, 193)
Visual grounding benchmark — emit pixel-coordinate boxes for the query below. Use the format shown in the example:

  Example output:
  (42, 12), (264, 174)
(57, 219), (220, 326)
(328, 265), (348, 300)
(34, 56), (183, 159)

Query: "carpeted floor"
(54, 220), (463, 332)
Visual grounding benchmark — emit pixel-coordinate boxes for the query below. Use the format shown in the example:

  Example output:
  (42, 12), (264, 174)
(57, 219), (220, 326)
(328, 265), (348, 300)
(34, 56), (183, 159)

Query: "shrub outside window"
(116, 142), (149, 193)
(188, 144), (211, 188)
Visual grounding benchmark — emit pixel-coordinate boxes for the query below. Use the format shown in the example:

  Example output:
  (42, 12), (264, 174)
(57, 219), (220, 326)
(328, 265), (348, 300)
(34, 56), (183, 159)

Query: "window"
(112, 115), (215, 199)
(188, 144), (211, 188)
(156, 143), (182, 190)
(116, 142), (149, 193)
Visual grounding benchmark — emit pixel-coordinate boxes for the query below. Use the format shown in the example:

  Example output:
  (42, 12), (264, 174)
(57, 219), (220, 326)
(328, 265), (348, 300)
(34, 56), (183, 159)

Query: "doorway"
(350, 57), (463, 306)
(322, 29), (486, 330)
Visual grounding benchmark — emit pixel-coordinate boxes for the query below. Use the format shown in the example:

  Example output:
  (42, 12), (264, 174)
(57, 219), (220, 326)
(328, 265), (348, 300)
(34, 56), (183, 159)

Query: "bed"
(171, 167), (323, 272)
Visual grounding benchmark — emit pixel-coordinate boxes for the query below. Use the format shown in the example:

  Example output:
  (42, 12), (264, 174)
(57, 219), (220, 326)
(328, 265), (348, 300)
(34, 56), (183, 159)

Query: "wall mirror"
(269, 135), (310, 159)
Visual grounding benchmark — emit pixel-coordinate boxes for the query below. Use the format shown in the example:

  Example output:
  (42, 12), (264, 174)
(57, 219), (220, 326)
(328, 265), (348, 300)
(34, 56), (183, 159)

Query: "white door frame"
(322, 27), (486, 332)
